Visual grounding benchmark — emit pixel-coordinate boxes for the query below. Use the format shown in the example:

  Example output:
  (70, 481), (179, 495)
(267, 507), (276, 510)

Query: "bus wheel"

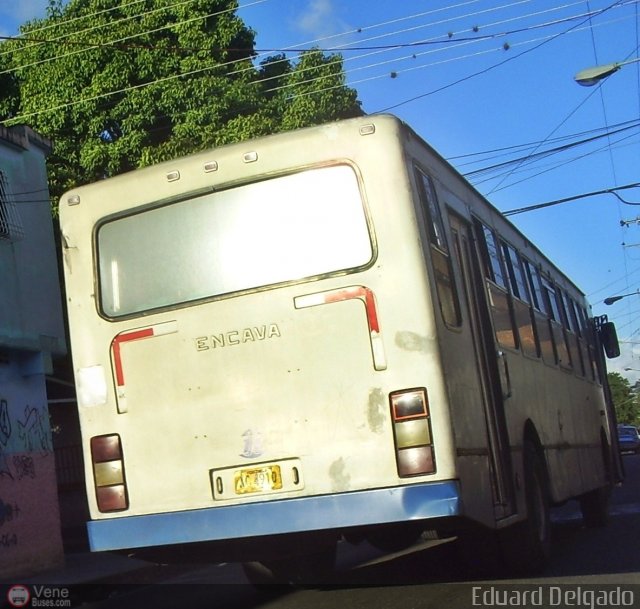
(367, 523), (423, 553)
(501, 440), (551, 575)
(241, 561), (288, 590)
(454, 526), (504, 577)
(279, 543), (337, 587)
(580, 487), (610, 528)
(243, 543), (337, 589)
(579, 434), (612, 528)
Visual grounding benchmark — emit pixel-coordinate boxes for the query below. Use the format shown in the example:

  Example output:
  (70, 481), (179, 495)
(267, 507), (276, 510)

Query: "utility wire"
(452, 117), (640, 170)
(2, 0), (637, 207)
(263, 12), (633, 104)
(469, 127), (640, 186)
(284, 14), (620, 112)
(1, 2), (617, 124)
(462, 122), (640, 178)
(375, 0), (629, 113)
(503, 182), (640, 215)
(0, 0), (533, 61)
(0, 0), (633, 127)
(0, 1), (623, 81)
(484, 0), (629, 194)
(0, 0), (268, 77)
(589, 266), (640, 298)
(0, 0), (203, 57)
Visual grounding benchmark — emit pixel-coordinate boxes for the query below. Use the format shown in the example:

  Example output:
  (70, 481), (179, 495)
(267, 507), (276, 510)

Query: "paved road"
(84, 453), (640, 608)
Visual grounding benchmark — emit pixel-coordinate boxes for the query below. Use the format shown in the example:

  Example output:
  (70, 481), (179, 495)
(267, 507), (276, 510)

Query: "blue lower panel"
(88, 481), (461, 551)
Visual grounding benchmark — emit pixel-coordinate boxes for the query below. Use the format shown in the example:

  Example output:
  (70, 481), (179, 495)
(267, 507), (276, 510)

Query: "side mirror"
(600, 321), (620, 359)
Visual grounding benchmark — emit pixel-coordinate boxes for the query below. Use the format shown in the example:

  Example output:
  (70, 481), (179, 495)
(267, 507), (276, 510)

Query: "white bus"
(60, 114), (620, 581)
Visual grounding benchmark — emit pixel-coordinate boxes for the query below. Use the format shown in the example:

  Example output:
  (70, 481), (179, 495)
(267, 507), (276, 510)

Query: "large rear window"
(97, 164), (373, 317)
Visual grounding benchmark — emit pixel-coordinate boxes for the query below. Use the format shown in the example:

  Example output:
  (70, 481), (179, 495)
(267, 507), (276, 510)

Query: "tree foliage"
(607, 372), (640, 426)
(0, 0), (362, 211)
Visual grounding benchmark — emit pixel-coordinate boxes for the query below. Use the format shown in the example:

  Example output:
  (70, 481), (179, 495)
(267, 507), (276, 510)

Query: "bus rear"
(60, 116), (461, 564)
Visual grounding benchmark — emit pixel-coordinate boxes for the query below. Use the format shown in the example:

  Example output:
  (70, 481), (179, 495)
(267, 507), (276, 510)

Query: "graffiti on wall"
(0, 399), (13, 480)
(17, 404), (52, 454)
(0, 399), (52, 458)
(0, 396), (53, 550)
(0, 497), (21, 547)
(0, 399), (10, 446)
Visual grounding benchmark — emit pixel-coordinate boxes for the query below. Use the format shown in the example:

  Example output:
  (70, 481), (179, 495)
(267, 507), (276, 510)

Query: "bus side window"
(541, 276), (572, 369)
(475, 221), (517, 350)
(562, 292), (586, 377)
(578, 306), (599, 382)
(569, 299), (590, 378)
(480, 224), (507, 287)
(502, 243), (539, 359)
(415, 169), (461, 328)
(523, 260), (556, 365)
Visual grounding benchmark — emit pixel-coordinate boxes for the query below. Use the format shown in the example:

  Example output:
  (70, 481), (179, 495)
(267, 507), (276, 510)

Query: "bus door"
(448, 212), (516, 520)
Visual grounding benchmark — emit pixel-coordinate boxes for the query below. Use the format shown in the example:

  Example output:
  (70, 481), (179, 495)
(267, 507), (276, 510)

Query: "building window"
(0, 170), (24, 241)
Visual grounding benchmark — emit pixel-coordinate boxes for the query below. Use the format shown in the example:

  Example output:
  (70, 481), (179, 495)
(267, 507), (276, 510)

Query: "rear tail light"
(390, 388), (435, 477)
(90, 434), (129, 512)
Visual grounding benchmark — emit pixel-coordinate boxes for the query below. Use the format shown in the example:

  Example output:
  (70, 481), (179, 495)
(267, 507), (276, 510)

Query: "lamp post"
(603, 290), (639, 305)
(574, 57), (640, 86)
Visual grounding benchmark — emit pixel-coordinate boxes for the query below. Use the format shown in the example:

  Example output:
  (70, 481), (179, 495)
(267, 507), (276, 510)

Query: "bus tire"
(454, 526), (503, 577)
(500, 440), (551, 575)
(280, 543), (337, 587)
(367, 523), (423, 552)
(241, 561), (288, 589)
(579, 486), (610, 528)
(243, 543), (336, 589)
(579, 434), (612, 528)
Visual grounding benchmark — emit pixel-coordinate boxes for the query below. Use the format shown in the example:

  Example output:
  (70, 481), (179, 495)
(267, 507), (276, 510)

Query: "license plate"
(234, 465), (283, 495)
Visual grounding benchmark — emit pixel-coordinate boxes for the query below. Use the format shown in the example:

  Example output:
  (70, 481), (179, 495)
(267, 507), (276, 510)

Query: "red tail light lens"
(90, 434), (129, 512)
(390, 389), (435, 476)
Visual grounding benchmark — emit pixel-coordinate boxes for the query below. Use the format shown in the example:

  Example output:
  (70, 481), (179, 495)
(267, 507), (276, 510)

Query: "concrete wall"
(0, 354), (64, 578)
(0, 125), (66, 579)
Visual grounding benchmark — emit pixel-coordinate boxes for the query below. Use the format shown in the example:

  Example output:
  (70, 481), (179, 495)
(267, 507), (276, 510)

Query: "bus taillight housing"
(90, 434), (129, 512)
(390, 388), (435, 477)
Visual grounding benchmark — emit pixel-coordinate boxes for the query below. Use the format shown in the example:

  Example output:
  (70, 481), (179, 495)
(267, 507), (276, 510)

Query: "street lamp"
(604, 290), (640, 305)
(574, 56), (640, 86)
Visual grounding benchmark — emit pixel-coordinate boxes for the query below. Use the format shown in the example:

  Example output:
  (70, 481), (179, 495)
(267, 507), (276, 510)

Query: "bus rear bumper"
(87, 480), (461, 551)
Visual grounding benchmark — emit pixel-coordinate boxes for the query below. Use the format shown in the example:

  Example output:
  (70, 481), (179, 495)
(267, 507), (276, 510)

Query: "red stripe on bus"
(322, 286), (380, 334)
(111, 328), (155, 387)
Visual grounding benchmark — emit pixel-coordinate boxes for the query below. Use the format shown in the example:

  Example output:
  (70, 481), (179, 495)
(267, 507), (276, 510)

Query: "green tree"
(607, 372), (640, 425)
(0, 0), (361, 211)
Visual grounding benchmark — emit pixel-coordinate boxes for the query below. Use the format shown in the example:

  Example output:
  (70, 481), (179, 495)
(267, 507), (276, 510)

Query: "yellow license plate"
(234, 465), (283, 495)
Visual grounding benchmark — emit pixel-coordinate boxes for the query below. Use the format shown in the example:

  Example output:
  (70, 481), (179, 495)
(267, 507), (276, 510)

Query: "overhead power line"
(1, 0), (637, 216)
(0, 0), (202, 58)
(468, 126), (640, 188)
(0, 2), (608, 124)
(0, 0), (631, 82)
(503, 183), (640, 216)
(0, 0), (268, 77)
(0, 0), (610, 55)
(0, 0), (576, 75)
(0, 0), (634, 128)
(462, 120), (640, 178)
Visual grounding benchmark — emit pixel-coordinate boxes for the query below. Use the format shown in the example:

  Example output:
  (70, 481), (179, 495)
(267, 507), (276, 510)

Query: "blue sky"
(2, 0), (640, 378)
